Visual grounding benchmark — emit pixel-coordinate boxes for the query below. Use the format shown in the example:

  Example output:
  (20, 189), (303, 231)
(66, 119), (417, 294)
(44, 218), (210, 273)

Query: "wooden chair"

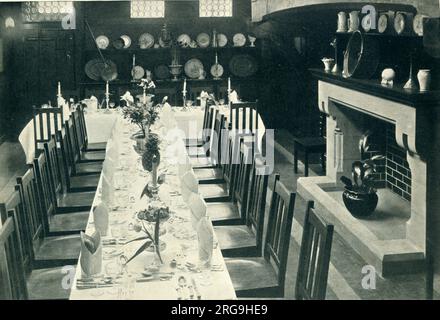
(185, 103), (216, 150)
(198, 129), (249, 202)
(33, 106), (63, 157)
(40, 138), (94, 213)
(224, 175), (295, 298)
(214, 153), (269, 256)
(17, 166), (88, 236)
(71, 109), (105, 163)
(0, 216), (29, 300)
(65, 117), (102, 176)
(77, 103), (107, 152)
(295, 201), (334, 300)
(204, 137), (254, 227)
(0, 193), (78, 300)
(57, 129), (100, 192)
(0, 189), (81, 270)
(293, 113), (326, 177)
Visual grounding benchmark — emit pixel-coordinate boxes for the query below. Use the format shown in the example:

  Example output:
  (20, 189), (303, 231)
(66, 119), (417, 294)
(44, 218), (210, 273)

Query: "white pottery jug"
(337, 12), (348, 32)
(348, 11), (360, 32)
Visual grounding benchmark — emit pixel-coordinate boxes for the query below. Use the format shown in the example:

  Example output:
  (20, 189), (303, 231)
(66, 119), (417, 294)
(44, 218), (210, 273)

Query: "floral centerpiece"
(125, 202), (171, 265)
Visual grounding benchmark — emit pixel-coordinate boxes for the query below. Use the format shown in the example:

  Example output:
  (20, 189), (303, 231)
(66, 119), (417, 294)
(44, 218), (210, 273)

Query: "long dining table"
(69, 106), (237, 300)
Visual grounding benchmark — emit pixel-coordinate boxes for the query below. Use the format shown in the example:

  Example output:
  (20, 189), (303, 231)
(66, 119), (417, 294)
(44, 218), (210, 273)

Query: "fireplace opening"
(357, 115), (412, 202)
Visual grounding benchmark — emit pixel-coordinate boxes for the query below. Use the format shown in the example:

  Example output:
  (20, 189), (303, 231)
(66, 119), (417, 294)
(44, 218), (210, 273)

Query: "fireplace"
(298, 70), (440, 279)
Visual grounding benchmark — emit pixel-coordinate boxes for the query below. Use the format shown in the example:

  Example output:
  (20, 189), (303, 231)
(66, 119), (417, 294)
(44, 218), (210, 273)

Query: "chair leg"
(304, 152), (309, 177)
(294, 144), (299, 174)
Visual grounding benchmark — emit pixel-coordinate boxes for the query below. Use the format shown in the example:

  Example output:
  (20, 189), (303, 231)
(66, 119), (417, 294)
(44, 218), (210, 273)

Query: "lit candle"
(152, 155), (158, 188)
(57, 81), (61, 97)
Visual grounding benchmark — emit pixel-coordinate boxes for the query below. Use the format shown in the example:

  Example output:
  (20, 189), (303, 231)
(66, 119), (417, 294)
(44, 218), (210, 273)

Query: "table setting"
(69, 106), (236, 300)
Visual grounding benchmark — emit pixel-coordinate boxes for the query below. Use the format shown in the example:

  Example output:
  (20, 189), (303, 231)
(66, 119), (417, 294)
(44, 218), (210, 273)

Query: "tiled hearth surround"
(297, 80), (440, 279)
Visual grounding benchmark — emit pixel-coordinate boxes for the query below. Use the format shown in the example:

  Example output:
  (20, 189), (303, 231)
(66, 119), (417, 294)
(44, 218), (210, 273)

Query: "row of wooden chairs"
(0, 104), (106, 299)
(183, 103), (335, 299)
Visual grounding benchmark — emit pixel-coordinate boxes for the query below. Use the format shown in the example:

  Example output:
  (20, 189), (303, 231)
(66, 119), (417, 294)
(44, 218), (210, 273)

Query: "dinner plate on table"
(155, 65), (170, 79)
(196, 33), (210, 48)
(229, 54), (258, 78)
(139, 33), (154, 49)
(184, 58), (204, 79)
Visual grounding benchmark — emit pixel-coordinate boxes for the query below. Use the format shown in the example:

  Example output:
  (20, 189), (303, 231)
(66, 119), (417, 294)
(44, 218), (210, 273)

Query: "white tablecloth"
(69, 112), (236, 300)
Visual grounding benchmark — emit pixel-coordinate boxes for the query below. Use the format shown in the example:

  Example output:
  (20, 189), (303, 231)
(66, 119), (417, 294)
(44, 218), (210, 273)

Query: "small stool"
(293, 137), (326, 177)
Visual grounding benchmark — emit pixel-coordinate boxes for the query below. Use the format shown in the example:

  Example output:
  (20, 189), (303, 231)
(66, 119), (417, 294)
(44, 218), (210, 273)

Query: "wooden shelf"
(84, 46), (258, 54)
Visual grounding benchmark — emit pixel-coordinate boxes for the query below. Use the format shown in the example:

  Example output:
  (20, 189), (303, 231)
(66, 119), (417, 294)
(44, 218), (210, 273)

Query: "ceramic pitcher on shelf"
(417, 69), (431, 92)
(348, 11), (360, 32)
(337, 12), (348, 32)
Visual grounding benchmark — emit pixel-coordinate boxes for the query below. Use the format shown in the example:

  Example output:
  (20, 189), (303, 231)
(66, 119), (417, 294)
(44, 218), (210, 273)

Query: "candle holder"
(182, 90), (187, 110)
(169, 64), (182, 81)
(330, 38), (341, 73)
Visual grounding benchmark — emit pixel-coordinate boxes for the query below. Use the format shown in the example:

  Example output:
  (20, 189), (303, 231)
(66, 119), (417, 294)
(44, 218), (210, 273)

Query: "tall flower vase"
(135, 127), (149, 152)
(417, 69), (431, 92)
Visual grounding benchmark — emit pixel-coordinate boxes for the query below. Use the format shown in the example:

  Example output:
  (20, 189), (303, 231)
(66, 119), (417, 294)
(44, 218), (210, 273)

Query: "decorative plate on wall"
(139, 33), (154, 49)
(196, 33), (210, 48)
(217, 33), (228, 47)
(113, 38), (125, 49)
(96, 35), (109, 49)
(377, 14), (388, 33)
(85, 59), (117, 81)
(177, 34), (191, 48)
(131, 66), (145, 80)
(184, 58), (204, 79)
(154, 64), (170, 79)
(229, 54), (258, 78)
(210, 63), (224, 79)
(394, 12), (406, 35)
(233, 33), (246, 47)
(121, 35), (132, 49)
(413, 14), (426, 36)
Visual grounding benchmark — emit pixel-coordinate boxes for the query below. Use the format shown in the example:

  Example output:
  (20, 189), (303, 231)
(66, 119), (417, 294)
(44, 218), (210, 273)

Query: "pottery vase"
(417, 69), (431, 92)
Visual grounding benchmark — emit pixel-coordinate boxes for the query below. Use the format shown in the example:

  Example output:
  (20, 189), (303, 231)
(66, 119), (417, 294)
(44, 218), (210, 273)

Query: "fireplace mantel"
(298, 71), (440, 278)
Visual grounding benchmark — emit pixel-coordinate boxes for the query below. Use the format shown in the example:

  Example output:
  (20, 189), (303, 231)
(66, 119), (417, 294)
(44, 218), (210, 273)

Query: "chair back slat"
(33, 152), (57, 224)
(208, 112), (225, 165)
(66, 117), (80, 163)
(0, 216), (28, 300)
(264, 175), (295, 294)
(76, 105), (88, 148)
(295, 201), (334, 300)
(44, 137), (65, 195)
(72, 109), (84, 152)
(246, 154), (269, 252)
(201, 105), (216, 144)
(232, 138), (253, 221)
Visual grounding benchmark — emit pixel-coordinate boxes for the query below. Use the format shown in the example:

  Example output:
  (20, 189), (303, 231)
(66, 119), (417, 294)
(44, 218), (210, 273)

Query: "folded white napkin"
(101, 174), (114, 206)
(196, 216), (214, 267)
(120, 91), (134, 104)
(80, 231), (102, 278)
(180, 169), (198, 203)
(93, 202), (109, 236)
(188, 192), (207, 230)
(229, 90), (239, 103)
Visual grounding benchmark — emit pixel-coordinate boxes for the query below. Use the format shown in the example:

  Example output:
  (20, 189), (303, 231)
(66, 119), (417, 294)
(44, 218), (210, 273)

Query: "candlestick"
(106, 81), (109, 95)
(183, 78), (187, 92)
(57, 81), (61, 97)
(133, 54), (136, 67)
(105, 81), (110, 112)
